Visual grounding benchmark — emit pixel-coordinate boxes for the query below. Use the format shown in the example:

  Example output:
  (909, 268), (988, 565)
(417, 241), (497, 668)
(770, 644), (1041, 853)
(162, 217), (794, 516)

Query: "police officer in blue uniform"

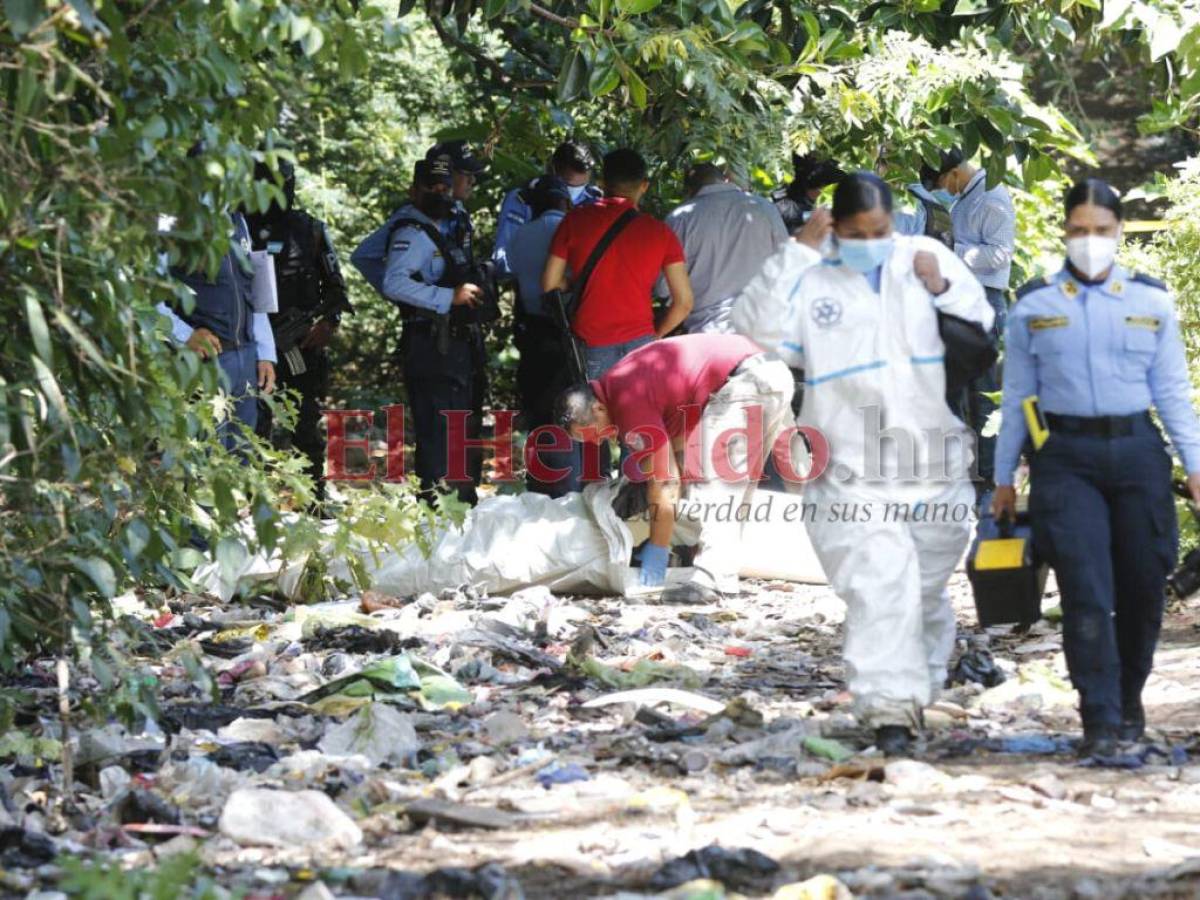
(508, 176), (582, 495)
(993, 178), (1200, 757)
(425, 140), (486, 263)
(493, 140), (601, 276)
(383, 157), (487, 505)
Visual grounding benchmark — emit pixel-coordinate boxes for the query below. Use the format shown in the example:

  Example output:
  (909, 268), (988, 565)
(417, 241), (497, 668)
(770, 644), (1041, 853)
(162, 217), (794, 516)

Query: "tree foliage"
(0, 0), (380, 666)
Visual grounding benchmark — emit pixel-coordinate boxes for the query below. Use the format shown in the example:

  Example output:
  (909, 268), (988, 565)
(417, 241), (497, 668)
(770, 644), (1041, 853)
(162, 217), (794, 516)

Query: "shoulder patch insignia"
(1029, 315), (1069, 331)
(1015, 276), (1051, 301)
(1125, 315), (1162, 331)
(1131, 273), (1167, 290)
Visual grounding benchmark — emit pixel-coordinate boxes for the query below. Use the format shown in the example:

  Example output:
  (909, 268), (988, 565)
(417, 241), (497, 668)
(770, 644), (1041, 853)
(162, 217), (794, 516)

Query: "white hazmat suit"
(733, 234), (994, 728)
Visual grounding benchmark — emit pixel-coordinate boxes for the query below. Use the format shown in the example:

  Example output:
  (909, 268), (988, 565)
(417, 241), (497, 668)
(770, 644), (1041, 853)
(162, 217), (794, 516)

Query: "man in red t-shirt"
(542, 148), (694, 381)
(553, 334), (794, 603)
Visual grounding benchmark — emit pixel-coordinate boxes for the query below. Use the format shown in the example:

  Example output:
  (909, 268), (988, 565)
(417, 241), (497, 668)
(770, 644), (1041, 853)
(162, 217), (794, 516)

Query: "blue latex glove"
(639, 542), (670, 587)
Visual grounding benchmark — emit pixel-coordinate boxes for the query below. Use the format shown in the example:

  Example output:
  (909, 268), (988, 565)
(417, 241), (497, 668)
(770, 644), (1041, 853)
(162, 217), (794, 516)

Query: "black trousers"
(257, 347), (329, 499)
(402, 324), (483, 505)
(514, 315), (581, 496)
(1029, 417), (1177, 727)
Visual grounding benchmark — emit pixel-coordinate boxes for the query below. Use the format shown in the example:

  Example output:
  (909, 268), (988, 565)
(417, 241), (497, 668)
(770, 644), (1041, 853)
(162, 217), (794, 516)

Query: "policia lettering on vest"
(993, 178), (1200, 758)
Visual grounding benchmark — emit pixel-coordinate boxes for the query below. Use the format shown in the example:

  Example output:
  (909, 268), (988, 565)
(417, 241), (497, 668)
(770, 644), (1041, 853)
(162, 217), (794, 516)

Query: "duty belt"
(1045, 411), (1152, 438)
(403, 317), (478, 341)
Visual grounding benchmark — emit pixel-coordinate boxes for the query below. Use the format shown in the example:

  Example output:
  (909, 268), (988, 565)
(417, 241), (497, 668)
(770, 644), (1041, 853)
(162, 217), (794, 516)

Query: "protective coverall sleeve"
(382, 227), (453, 314)
(924, 238), (995, 333)
(730, 241), (818, 369)
(955, 199), (1014, 276)
(1148, 302), (1200, 474)
(993, 314), (1035, 487)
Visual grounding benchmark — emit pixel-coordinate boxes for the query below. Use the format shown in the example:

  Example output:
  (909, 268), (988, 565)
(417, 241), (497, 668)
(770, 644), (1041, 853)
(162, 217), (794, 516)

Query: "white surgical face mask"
(567, 182), (589, 204)
(1066, 234), (1119, 280)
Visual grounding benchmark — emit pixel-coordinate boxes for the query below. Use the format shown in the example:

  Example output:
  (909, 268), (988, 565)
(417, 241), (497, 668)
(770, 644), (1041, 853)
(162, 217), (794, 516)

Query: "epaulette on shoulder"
(1015, 275), (1052, 302)
(1131, 272), (1168, 291)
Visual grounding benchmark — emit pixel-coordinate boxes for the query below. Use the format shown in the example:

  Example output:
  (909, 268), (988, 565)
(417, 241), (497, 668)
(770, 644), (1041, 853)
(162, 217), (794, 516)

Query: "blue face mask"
(567, 182), (590, 204)
(931, 188), (956, 207)
(838, 237), (893, 273)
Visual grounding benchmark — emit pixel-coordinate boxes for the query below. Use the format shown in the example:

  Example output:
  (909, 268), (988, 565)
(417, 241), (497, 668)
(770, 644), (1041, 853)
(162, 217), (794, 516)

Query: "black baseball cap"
(414, 157), (453, 188)
(426, 139), (486, 174)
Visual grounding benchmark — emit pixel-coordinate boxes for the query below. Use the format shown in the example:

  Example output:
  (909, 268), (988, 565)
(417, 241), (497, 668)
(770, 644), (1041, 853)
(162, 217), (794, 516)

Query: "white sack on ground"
(194, 481), (827, 601)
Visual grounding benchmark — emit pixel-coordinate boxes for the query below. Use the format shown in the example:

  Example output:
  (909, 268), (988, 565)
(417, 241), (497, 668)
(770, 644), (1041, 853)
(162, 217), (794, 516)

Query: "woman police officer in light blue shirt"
(992, 178), (1200, 757)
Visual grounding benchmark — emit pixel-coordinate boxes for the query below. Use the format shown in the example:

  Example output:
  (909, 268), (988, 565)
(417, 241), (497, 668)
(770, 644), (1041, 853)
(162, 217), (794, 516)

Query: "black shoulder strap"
(574, 208), (638, 305)
(1015, 275), (1050, 302)
(390, 216), (455, 261)
(1131, 272), (1167, 291)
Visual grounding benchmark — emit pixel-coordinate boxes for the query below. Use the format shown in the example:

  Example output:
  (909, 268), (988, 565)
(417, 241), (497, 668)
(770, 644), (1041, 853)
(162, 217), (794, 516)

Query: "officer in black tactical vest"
(245, 160), (350, 501)
(382, 157), (495, 505)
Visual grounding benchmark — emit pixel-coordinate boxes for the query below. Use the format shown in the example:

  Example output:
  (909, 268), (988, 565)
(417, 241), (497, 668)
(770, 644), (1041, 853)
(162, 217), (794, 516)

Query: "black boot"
(1119, 697), (1145, 742)
(1079, 722), (1120, 758)
(875, 725), (914, 757)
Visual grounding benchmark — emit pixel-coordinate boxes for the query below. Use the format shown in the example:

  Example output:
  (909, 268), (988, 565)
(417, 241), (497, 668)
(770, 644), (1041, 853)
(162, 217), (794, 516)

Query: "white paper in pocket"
(249, 249), (278, 313)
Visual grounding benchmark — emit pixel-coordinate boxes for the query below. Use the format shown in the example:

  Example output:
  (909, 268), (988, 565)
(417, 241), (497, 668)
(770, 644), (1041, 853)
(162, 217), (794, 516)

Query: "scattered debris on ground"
(3, 577), (1200, 898)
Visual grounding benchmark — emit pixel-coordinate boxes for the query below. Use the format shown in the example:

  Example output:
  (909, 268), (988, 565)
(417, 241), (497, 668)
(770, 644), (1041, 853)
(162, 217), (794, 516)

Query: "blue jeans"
(585, 335), (655, 478)
(217, 344), (258, 451)
(585, 335), (655, 381)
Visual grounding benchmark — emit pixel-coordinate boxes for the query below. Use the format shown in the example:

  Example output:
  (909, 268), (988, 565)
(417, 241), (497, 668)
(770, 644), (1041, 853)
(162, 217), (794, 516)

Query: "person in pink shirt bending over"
(553, 334), (794, 603)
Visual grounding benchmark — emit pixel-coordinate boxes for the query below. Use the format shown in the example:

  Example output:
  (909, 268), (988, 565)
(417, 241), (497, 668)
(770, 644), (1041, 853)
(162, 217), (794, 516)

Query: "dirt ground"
(4, 572), (1200, 900)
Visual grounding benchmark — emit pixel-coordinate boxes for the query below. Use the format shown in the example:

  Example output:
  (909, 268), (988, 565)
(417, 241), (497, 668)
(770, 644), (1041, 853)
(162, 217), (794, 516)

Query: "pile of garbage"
(3, 575), (1200, 898)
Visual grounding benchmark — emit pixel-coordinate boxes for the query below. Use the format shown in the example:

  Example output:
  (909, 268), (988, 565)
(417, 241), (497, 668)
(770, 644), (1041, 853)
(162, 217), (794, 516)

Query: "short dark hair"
(791, 154), (844, 192)
(551, 140), (594, 176)
(530, 175), (571, 218)
(1065, 177), (1123, 221)
(919, 148), (965, 190)
(554, 383), (599, 430)
(831, 171), (893, 221)
(684, 163), (725, 197)
(602, 148), (648, 192)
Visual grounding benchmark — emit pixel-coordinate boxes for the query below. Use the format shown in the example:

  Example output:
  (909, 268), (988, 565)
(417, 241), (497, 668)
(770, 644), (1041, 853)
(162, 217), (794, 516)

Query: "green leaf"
(125, 518), (151, 559)
(589, 62), (621, 96)
(616, 0), (661, 14)
(952, 0), (989, 15)
(624, 67), (648, 108)
(31, 357), (71, 427)
(1149, 13), (1183, 61)
(1100, 0), (1133, 28)
(215, 536), (248, 583)
(557, 49), (588, 102)
(52, 309), (108, 371)
(301, 26), (325, 57)
(4, 0), (45, 37)
(24, 294), (52, 364)
(70, 555), (117, 597)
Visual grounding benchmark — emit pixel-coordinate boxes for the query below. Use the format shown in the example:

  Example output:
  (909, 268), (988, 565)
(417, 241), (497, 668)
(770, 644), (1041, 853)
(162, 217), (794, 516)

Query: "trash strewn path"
(4, 577), (1200, 899)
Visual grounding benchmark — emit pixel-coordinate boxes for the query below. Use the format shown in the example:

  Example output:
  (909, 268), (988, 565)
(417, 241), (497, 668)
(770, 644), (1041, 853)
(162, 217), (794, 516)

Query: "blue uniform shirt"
(492, 181), (601, 275)
(381, 205), (455, 315)
(508, 210), (566, 316)
(950, 170), (1014, 291)
(995, 264), (1200, 484)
